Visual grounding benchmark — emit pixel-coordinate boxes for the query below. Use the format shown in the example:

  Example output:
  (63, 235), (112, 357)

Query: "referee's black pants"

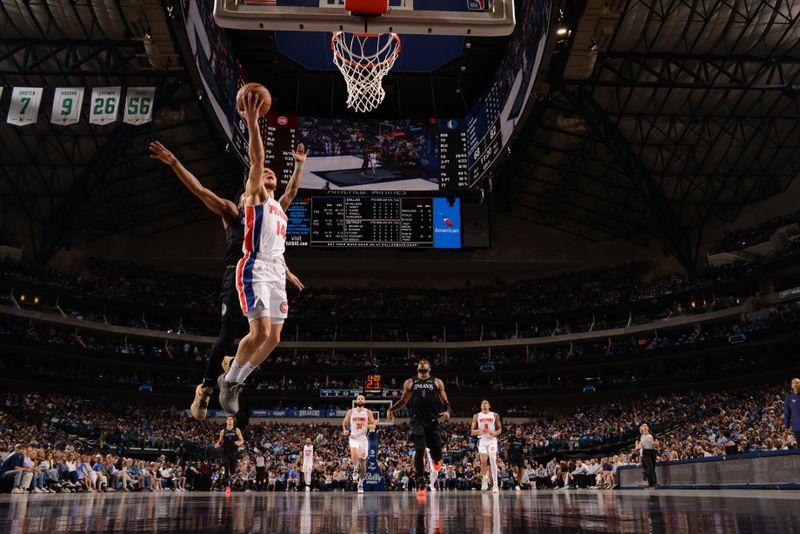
(641, 449), (658, 488)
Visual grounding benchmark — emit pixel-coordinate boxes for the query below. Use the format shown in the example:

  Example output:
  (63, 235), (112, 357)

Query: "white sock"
(489, 455), (498, 486)
(238, 363), (257, 383)
(225, 360), (245, 383)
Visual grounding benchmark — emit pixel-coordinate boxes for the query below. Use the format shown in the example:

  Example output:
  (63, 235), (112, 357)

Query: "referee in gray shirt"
(636, 423), (659, 488)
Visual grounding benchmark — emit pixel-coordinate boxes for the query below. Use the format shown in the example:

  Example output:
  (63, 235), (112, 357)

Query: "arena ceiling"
(2, 0), (800, 271)
(0, 0), (237, 263)
(496, 0), (800, 269)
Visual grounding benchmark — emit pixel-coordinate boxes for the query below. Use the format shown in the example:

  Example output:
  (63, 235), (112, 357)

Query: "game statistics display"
(286, 196), (461, 248)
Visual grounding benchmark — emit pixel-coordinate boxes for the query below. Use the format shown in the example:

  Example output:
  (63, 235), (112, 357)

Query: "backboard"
(213, 0), (516, 36)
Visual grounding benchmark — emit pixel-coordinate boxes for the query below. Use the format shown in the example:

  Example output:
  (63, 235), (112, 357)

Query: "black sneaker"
(217, 373), (241, 414)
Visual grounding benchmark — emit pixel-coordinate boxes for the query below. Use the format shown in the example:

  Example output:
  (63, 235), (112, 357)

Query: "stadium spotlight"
(556, 27), (569, 36)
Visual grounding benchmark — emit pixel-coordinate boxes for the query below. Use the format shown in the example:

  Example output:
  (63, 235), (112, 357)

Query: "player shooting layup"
(217, 89), (308, 414)
(342, 394), (377, 494)
(472, 399), (502, 493)
(387, 359), (451, 495)
(148, 141), (304, 421)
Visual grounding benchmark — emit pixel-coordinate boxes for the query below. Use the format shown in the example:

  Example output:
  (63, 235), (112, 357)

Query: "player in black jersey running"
(214, 416), (244, 493)
(149, 141), (304, 421)
(386, 359), (451, 495)
(506, 427), (527, 491)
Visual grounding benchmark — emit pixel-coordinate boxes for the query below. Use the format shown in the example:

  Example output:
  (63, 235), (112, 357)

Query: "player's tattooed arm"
(470, 414), (481, 436)
(435, 378), (451, 421)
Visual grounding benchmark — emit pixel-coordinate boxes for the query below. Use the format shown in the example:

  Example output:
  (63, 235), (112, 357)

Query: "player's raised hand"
(292, 143), (308, 164)
(242, 92), (264, 123)
(148, 141), (177, 166)
(386, 410), (395, 422)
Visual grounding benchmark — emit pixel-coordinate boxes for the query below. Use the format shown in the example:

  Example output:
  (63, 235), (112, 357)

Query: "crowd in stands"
(1, 256), (768, 342)
(2, 379), (798, 494)
(3, 299), (798, 377)
(710, 209), (800, 254)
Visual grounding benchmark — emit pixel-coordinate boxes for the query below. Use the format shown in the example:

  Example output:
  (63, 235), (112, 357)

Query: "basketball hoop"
(331, 31), (401, 113)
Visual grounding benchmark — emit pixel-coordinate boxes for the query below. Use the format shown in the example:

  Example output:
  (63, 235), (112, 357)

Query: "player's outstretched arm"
(387, 379), (413, 421)
(435, 378), (451, 421)
(235, 429), (245, 447)
(242, 92), (267, 198)
(279, 143), (308, 212)
(149, 141), (238, 224)
(214, 430), (224, 448)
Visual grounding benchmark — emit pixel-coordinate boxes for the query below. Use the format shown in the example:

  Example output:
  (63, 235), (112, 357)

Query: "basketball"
(236, 82), (272, 117)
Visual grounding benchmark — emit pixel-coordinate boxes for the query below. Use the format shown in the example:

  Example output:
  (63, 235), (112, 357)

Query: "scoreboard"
(437, 118), (469, 190)
(286, 196), (461, 248)
(364, 374), (382, 395)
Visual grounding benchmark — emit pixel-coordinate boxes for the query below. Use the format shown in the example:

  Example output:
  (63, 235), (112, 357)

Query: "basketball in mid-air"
(236, 82), (271, 117)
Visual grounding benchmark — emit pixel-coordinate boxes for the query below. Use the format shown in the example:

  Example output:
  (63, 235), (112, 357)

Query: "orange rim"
(331, 31), (401, 70)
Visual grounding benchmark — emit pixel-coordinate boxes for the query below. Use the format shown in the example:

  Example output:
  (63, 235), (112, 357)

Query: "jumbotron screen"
(184, 0), (549, 192)
(285, 196), (461, 248)
(230, 114), (470, 192)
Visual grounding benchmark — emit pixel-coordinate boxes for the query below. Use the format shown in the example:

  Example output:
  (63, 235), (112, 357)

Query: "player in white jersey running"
(297, 437), (315, 492)
(342, 394), (376, 494)
(471, 399), (502, 493)
(217, 89), (308, 414)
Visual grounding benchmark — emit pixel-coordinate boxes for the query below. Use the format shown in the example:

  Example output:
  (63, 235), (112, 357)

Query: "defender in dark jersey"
(507, 427), (527, 490)
(214, 416), (244, 492)
(149, 141), (304, 421)
(387, 359), (451, 495)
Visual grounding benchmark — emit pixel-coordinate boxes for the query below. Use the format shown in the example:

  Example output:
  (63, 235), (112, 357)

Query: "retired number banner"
(89, 87), (121, 125)
(50, 87), (85, 126)
(123, 87), (156, 125)
(7, 87), (43, 126)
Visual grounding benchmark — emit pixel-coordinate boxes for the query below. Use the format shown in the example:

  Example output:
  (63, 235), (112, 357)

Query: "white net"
(331, 32), (401, 113)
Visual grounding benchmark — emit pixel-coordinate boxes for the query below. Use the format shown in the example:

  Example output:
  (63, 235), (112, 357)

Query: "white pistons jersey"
(302, 445), (314, 466)
(476, 412), (498, 440)
(241, 197), (287, 266)
(350, 407), (369, 437)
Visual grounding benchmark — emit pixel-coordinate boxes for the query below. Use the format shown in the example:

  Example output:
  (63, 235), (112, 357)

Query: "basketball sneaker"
(481, 477), (488, 491)
(416, 487), (427, 496)
(225, 486), (231, 495)
(432, 460), (443, 472)
(357, 482), (364, 494)
(190, 384), (214, 421)
(217, 373), (242, 414)
(352, 471), (359, 482)
(492, 485), (499, 494)
(305, 486), (310, 493)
